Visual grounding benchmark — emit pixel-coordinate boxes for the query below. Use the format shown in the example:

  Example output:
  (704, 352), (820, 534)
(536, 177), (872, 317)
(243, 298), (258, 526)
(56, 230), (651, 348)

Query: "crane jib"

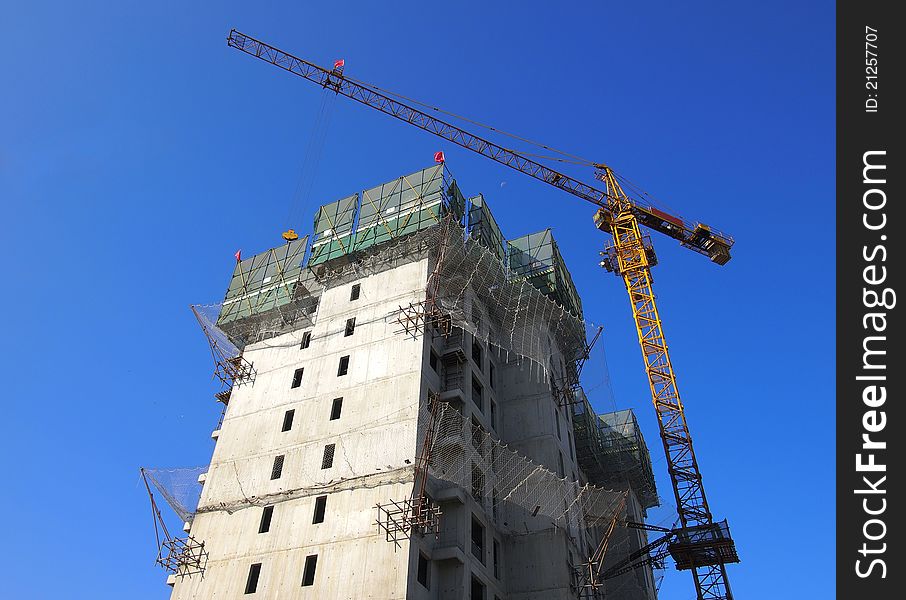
(227, 29), (733, 266)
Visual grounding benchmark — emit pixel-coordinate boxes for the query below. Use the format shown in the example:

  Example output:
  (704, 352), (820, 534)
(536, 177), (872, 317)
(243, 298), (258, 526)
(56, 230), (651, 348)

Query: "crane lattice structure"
(226, 29), (739, 599)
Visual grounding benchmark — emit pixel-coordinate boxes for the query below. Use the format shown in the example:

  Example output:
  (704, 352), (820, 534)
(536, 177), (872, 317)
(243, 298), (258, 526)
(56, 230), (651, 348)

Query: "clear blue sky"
(1, 1), (834, 598)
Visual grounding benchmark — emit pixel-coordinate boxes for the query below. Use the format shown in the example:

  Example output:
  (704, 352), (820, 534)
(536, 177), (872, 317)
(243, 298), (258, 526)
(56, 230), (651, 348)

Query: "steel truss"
(597, 168), (737, 599)
(214, 354), (256, 387)
(396, 298), (452, 338)
(375, 497), (442, 547)
(157, 536), (209, 576)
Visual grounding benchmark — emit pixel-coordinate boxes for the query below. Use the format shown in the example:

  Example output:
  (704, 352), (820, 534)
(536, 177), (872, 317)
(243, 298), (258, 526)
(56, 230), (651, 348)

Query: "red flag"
(434, 151), (445, 163)
(333, 58), (345, 70)
(235, 249), (242, 262)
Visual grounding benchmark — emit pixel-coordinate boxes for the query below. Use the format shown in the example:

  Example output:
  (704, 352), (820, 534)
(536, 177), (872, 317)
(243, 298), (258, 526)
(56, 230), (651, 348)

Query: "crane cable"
(287, 87), (338, 232)
(342, 73), (600, 168)
(344, 72), (691, 222)
(293, 63), (689, 228)
(613, 171), (683, 218)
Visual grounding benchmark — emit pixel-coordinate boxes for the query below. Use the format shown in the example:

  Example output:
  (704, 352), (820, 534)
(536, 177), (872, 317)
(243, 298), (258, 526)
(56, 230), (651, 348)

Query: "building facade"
(162, 165), (658, 600)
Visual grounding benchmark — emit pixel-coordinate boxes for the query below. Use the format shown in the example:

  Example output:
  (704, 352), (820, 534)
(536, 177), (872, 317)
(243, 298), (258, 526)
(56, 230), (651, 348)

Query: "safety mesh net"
(143, 467), (208, 523)
(146, 401), (627, 538)
(192, 304), (240, 362)
(427, 401), (626, 534)
(428, 217), (588, 371)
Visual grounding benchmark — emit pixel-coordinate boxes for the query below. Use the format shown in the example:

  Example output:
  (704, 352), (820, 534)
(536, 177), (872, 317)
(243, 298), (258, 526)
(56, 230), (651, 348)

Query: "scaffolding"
(508, 229), (583, 317)
(156, 536), (208, 576)
(376, 395), (444, 547)
(572, 394), (659, 511)
(431, 217), (588, 372)
(375, 497), (443, 547)
(217, 235), (308, 326)
(467, 193), (506, 265)
(306, 164), (466, 273)
(141, 468), (209, 576)
(309, 193), (357, 266)
(192, 304), (256, 388)
(427, 401), (626, 535)
(353, 164), (464, 252)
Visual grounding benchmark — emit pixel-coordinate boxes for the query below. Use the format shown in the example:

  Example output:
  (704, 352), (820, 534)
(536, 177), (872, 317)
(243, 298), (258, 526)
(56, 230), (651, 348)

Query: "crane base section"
(668, 519), (739, 570)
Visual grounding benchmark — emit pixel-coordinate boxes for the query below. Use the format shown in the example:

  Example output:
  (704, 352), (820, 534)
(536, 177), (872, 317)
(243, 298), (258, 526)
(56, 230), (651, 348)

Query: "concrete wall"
(170, 258), (431, 599)
(493, 336), (588, 600)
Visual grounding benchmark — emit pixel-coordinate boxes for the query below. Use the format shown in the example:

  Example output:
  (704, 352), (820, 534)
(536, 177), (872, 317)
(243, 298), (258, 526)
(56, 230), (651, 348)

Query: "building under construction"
(143, 164), (662, 599)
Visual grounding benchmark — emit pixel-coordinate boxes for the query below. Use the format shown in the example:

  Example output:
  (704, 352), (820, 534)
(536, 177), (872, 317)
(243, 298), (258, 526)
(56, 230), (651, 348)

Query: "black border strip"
(838, 1), (902, 594)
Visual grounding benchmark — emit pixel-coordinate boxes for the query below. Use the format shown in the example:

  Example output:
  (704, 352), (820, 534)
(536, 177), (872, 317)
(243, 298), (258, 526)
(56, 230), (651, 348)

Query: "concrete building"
(161, 165), (658, 600)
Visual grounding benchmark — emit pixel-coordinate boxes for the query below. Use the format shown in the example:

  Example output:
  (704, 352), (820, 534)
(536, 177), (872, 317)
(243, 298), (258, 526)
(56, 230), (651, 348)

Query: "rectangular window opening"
(429, 350), (439, 373)
(258, 506), (274, 533)
(338, 355), (350, 376)
(471, 376), (483, 413)
(344, 317), (356, 337)
(301, 554), (318, 587)
(493, 539), (500, 579)
(291, 368), (304, 389)
(555, 409), (561, 440)
(271, 455), (284, 480)
(282, 409), (295, 432)
(312, 495), (327, 524)
(569, 429), (576, 462)
(472, 340), (483, 371)
(490, 400), (497, 431)
(245, 563), (262, 594)
(350, 284), (361, 301)
(470, 574), (486, 600)
(489, 362), (496, 389)
(300, 331), (312, 349)
(330, 397), (343, 420)
(417, 552), (430, 589)
(471, 516), (485, 564)
(321, 444), (336, 469)
(471, 462), (483, 501)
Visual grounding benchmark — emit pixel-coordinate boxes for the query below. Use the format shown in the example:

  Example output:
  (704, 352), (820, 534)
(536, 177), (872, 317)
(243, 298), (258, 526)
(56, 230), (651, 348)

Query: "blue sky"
(1, 1), (834, 598)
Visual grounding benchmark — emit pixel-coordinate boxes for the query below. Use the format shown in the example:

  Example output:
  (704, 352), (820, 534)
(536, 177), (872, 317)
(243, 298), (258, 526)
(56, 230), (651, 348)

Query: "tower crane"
(227, 29), (740, 600)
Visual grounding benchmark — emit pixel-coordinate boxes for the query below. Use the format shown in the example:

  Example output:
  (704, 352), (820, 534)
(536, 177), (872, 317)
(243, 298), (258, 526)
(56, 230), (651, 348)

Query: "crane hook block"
(282, 229), (299, 242)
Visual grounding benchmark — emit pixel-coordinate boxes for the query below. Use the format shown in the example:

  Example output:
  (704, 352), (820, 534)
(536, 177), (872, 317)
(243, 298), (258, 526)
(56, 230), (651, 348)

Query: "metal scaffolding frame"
(141, 468), (209, 577)
(571, 396), (659, 511)
(375, 395), (444, 548)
